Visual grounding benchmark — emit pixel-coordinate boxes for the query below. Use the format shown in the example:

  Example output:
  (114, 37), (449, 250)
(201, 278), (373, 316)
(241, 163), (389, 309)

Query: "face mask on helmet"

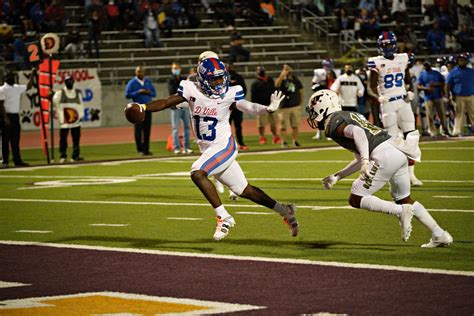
(197, 58), (229, 99)
(306, 89), (341, 129)
(377, 32), (397, 59)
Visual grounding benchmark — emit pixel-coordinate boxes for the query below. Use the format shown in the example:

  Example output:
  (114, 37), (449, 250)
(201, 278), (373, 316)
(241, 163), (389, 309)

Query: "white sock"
(272, 201), (287, 215)
(409, 165), (416, 178)
(214, 205), (231, 219)
(413, 201), (444, 237)
(360, 195), (402, 216)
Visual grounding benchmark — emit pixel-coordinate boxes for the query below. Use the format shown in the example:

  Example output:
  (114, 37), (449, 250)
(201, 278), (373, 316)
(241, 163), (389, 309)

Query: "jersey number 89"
(383, 73), (404, 89)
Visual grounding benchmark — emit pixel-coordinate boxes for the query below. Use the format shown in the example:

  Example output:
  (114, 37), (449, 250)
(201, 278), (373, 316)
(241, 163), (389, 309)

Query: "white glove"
(360, 158), (371, 181)
(357, 90), (364, 97)
(322, 174), (340, 189)
(407, 91), (414, 101)
(378, 96), (387, 104)
(267, 90), (285, 113)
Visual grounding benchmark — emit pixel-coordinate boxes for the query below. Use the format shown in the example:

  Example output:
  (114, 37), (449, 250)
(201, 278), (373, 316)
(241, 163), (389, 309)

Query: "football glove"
(267, 90), (285, 113)
(360, 158), (372, 181)
(377, 96), (387, 104)
(322, 174), (340, 189)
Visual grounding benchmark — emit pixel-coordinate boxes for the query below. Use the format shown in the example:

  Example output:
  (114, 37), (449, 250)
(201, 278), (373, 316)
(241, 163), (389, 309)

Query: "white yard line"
(14, 230), (52, 234)
(0, 198), (472, 213)
(167, 217), (203, 221)
(433, 196), (471, 199)
(89, 223), (129, 227)
(0, 281), (31, 289)
(0, 240), (472, 277)
(236, 211), (274, 215)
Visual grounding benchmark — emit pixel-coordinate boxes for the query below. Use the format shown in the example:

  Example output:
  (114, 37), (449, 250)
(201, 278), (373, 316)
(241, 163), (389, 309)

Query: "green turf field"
(1, 138), (473, 272)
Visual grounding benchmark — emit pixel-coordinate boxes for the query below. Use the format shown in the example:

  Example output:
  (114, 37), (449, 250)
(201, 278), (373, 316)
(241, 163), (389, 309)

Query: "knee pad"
(381, 112), (398, 136)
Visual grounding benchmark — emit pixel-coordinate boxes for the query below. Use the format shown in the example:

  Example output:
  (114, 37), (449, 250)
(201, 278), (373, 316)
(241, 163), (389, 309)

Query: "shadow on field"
(52, 236), (408, 253)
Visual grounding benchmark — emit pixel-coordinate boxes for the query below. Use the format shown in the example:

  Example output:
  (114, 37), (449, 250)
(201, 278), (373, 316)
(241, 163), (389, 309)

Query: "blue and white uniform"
(178, 80), (248, 194)
(368, 53), (415, 136)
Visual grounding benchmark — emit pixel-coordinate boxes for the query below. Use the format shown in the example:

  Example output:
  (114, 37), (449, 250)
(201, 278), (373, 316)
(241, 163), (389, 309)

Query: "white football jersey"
(178, 80), (244, 151)
(367, 53), (408, 98)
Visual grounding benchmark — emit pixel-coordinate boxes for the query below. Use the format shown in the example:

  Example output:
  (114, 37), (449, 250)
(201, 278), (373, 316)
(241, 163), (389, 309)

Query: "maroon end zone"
(0, 244), (473, 315)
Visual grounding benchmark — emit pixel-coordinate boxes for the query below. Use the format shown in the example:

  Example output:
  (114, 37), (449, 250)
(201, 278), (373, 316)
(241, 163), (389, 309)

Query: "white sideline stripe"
(236, 211), (274, 215)
(155, 160), (474, 164)
(421, 147), (474, 150)
(89, 223), (129, 227)
(433, 196), (471, 199)
(0, 198), (472, 213)
(1, 174), (473, 184)
(0, 240), (472, 277)
(0, 281), (31, 289)
(167, 217), (203, 221)
(15, 230), (52, 234)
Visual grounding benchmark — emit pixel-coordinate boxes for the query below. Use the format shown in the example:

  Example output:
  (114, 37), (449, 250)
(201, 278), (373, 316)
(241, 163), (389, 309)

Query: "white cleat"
(229, 191), (239, 201)
(312, 131), (320, 140)
(421, 231), (453, 248)
(214, 179), (225, 194)
(213, 216), (236, 241)
(410, 176), (423, 187)
(281, 204), (299, 237)
(399, 204), (414, 242)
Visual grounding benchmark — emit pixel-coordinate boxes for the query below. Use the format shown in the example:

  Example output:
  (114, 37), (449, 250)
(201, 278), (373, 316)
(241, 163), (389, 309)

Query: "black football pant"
(60, 126), (81, 160)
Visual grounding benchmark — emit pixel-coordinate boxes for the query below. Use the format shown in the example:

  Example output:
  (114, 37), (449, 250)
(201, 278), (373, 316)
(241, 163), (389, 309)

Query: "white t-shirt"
(0, 86), (4, 101)
(1, 83), (27, 113)
(367, 53), (408, 98)
(178, 80), (244, 151)
(331, 74), (365, 107)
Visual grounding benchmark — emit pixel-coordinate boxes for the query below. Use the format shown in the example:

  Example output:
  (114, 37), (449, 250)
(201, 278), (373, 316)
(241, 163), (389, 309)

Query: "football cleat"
(229, 191), (239, 201)
(213, 216), (236, 241)
(280, 204), (299, 237)
(399, 204), (414, 242)
(421, 231), (453, 248)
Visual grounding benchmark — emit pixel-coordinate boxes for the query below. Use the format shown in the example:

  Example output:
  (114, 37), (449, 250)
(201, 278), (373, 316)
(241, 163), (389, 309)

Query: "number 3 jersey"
(367, 53), (408, 98)
(326, 111), (391, 155)
(178, 80), (244, 151)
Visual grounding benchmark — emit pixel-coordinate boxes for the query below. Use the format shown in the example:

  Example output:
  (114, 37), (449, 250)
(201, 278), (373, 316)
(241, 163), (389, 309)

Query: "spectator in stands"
(446, 54), (474, 136)
(426, 21), (446, 54)
(391, 0), (407, 24)
(251, 65), (280, 145)
(398, 26), (418, 53)
(436, 6), (452, 32)
(12, 33), (27, 67)
(118, 0), (138, 31)
(213, 0), (236, 30)
(86, 0), (104, 59)
(125, 66), (156, 155)
(354, 9), (377, 42)
(168, 62), (192, 155)
(44, 0), (65, 33)
(337, 8), (354, 42)
(63, 29), (84, 59)
(331, 63), (365, 112)
(456, 24), (473, 51)
(359, 0), (376, 11)
(260, 0), (276, 26)
(53, 75), (84, 163)
(143, 6), (161, 50)
(0, 19), (14, 59)
(227, 63), (249, 150)
(1, 70), (36, 168)
(275, 64), (303, 148)
(105, 0), (120, 31)
(417, 61), (450, 136)
(157, 1), (174, 38)
(29, 0), (46, 32)
(229, 31), (250, 63)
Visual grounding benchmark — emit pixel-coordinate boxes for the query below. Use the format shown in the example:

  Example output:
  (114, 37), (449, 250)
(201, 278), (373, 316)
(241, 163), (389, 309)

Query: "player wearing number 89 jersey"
(126, 56), (299, 241)
(368, 31), (423, 186)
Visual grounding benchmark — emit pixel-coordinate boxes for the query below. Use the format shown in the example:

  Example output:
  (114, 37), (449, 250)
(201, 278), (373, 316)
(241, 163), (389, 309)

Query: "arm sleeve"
(235, 99), (268, 115)
(367, 58), (377, 72)
(177, 80), (191, 101)
(16, 85), (27, 93)
(343, 124), (370, 160)
(125, 81), (138, 99)
(234, 85), (245, 101)
(335, 157), (361, 179)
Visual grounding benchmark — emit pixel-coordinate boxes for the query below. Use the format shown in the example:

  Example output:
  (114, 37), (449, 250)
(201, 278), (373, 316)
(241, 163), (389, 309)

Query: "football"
(124, 103), (145, 124)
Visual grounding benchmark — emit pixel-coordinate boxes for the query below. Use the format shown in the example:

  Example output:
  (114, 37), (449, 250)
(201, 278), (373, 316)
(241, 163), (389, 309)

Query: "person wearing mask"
(275, 64), (303, 148)
(125, 66), (156, 155)
(417, 61), (450, 137)
(251, 65), (280, 145)
(168, 62), (192, 154)
(1, 70), (35, 168)
(227, 63), (248, 150)
(53, 75), (85, 163)
(331, 63), (365, 112)
(446, 53), (474, 136)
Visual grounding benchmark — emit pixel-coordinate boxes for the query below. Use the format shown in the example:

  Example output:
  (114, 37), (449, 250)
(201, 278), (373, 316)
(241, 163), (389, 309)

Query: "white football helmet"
(306, 89), (341, 129)
(198, 51), (219, 63)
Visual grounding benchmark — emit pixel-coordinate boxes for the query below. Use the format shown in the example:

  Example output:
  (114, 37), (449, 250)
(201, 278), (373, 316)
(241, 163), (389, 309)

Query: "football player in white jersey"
(367, 31), (423, 186)
(306, 89), (453, 247)
(126, 57), (299, 241)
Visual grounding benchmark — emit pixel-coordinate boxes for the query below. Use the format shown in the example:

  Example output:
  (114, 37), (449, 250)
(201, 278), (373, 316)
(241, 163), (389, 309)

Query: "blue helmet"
(377, 31), (397, 58)
(436, 56), (447, 66)
(197, 57), (229, 99)
(447, 54), (457, 65)
(322, 58), (334, 70)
